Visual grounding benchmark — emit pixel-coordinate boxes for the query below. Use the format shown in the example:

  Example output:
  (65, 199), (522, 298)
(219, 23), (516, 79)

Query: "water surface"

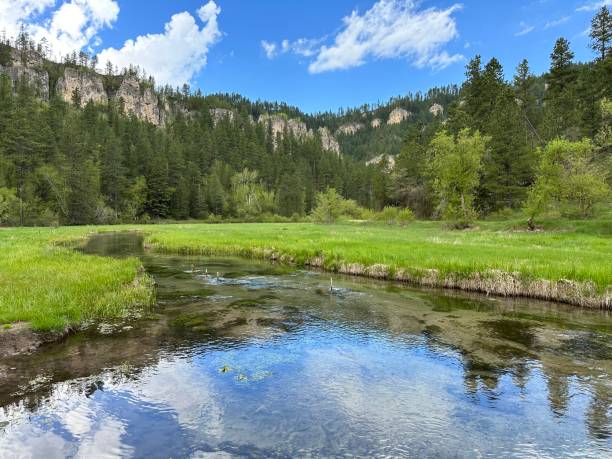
(0, 233), (610, 458)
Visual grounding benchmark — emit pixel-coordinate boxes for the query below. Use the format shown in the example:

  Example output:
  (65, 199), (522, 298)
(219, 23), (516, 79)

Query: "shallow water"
(1, 232), (611, 458)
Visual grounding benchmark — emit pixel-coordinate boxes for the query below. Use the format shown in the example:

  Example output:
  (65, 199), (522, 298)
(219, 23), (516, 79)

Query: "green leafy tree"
(429, 129), (488, 227)
(0, 187), (19, 224)
(311, 188), (345, 224)
(526, 139), (609, 218)
(231, 168), (275, 218)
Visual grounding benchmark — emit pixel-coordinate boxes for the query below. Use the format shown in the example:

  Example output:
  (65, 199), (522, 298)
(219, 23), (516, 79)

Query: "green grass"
(144, 220), (612, 293)
(0, 218), (610, 331)
(0, 227), (154, 331)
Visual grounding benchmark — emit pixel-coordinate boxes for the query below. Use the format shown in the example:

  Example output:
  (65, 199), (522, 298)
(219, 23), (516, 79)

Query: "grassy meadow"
(1, 218), (611, 331)
(0, 227), (153, 330)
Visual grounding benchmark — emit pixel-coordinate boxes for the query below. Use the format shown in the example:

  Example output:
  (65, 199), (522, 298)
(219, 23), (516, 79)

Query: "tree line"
(0, 7), (610, 227)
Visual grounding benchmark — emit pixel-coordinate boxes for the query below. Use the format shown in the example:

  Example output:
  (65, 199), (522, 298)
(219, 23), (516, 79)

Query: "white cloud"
(96, 1), (222, 86)
(576, 0), (611, 12)
(0, 0), (119, 57)
(543, 16), (570, 29)
(261, 40), (277, 59)
(0, 0), (222, 86)
(427, 50), (465, 70)
(0, 0), (56, 37)
(261, 37), (324, 60)
(515, 21), (535, 36)
(305, 0), (464, 73)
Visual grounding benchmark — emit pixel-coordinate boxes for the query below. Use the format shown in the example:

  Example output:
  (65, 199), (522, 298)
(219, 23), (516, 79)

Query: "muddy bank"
(0, 323), (71, 359)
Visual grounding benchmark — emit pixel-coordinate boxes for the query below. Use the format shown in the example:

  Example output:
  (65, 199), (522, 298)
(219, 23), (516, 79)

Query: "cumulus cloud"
(0, 0), (119, 57)
(515, 21), (535, 36)
(0, 1), (222, 86)
(576, 0), (611, 12)
(303, 0), (464, 73)
(96, 1), (222, 86)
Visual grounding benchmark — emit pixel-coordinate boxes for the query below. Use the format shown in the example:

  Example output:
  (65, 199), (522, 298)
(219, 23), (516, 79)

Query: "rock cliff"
(336, 122), (363, 136)
(258, 114), (313, 146)
(318, 127), (341, 155)
(366, 154), (396, 171)
(56, 68), (106, 107)
(371, 118), (382, 128)
(0, 48), (48, 99)
(115, 77), (163, 126)
(0, 64), (49, 100)
(258, 114), (341, 155)
(387, 108), (410, 125)
(429, 103), (444, 117)
(209, 108), (235, 125)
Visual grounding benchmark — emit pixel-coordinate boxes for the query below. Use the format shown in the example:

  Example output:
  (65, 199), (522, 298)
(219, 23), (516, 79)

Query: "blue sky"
(1, 0), (607, 113)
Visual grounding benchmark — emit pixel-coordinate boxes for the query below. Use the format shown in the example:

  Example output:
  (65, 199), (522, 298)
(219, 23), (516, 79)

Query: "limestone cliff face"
(0, 48), (49, 99)
(318, 127), (340, 155)
(209, 108), (235, 125)
(371, 118), (382, 128)
(429, 103), (444, 117)
(366, 154), (396, 171)
(258, 114), (313, 147)
(387, 108), (410, 125)
(56, 68), (106, 107)
(0, 64), (49, 100)
(115, 77), (162, 126)
(258, 114), (341, 154)
(336, 122), (363, 136)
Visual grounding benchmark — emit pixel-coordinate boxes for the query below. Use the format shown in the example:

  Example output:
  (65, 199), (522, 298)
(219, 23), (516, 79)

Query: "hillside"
(0, 13), (610, 226)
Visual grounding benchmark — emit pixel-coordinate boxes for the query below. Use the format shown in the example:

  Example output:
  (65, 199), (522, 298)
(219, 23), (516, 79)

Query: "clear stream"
(0, 233), (610, 458)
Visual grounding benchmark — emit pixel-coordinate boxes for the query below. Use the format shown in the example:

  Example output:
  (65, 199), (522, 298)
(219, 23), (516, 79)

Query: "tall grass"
(0, 228), (154, 331)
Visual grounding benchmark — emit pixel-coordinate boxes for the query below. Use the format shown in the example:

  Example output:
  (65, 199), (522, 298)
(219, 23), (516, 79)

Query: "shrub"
(370, 206), (414, 226)
(376, 206), (400, 225)
(311, 188), (347, 224)
(397, 208), (415, 226)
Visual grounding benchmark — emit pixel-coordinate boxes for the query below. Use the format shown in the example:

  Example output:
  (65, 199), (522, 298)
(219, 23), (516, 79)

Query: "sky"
(0, 0), (608, 113)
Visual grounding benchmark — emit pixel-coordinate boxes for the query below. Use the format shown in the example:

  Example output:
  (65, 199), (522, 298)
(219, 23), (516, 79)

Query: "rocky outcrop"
(0, 48), (49, 99)
(209, 108), (235, 125)
(318, 127), (340, 155)
(0, 64), (49, 100)
(115, 77), (162, 126)
(8, 47), (43, 67)
(387, 108), (410, 125)
(286, 118), (311, 140)
(336, 122), (363, 136)
(258, 114), (314, 147)
(56, 68), (106, 107)
(371, 118), (382, 128)
(259, 114), (287, 140)
(257, 114), (342, 154)
(429, 103), (444, 117)
(366, 154), (396, 171)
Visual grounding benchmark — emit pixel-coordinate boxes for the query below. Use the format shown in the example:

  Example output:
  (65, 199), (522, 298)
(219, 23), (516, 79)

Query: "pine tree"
(590, 6), (611, 60)
(548, 38), (575, 96)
